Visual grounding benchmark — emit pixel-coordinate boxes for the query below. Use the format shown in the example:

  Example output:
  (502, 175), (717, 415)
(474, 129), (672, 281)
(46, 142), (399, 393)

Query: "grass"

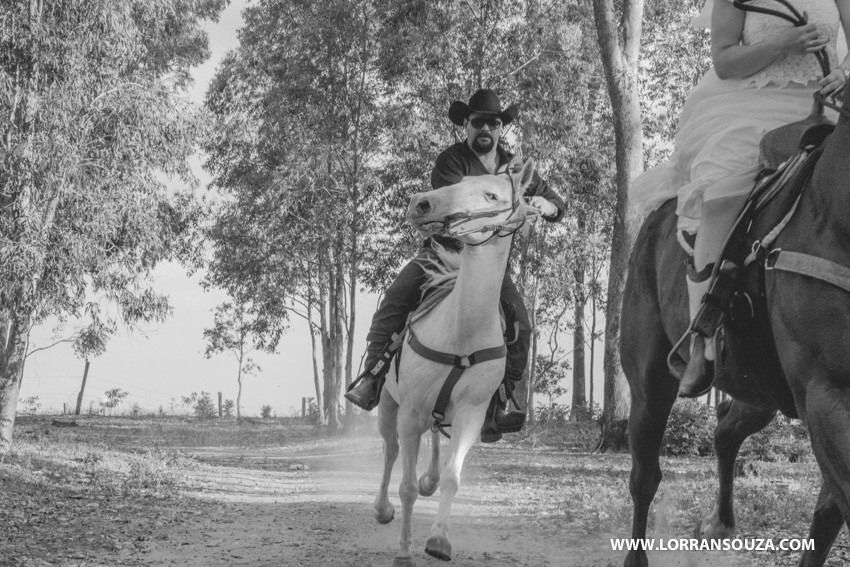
(2, 414), (846, 566)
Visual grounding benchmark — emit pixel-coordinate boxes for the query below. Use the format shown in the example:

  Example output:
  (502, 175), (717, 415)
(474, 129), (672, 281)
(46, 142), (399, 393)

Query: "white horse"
(373, 157), (537, 566)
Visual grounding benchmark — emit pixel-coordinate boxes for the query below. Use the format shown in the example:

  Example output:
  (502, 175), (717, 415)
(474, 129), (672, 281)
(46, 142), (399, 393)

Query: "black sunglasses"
(469, 116), (502, 129)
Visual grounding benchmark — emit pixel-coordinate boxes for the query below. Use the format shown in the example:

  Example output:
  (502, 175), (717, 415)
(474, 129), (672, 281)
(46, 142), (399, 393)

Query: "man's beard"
(471, 133), (494, 153)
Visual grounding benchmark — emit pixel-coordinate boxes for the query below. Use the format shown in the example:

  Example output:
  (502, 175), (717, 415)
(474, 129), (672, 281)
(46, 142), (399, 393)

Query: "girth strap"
(406, 331), (507, 439)
(766, 250), (850, 295)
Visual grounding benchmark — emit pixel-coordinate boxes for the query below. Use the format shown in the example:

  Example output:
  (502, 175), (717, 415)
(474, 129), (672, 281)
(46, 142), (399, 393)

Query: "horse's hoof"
(425, 535), (452, 561)
(392, 556), (416, 567)
(375, 503), (395, 524)
(695, 511), (734, 540)
(418, 473), (438, 497)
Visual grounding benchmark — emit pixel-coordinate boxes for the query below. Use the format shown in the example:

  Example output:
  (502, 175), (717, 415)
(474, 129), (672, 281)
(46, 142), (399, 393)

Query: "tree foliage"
(0, 0), (226, 454)
(205, 0), (385, 431)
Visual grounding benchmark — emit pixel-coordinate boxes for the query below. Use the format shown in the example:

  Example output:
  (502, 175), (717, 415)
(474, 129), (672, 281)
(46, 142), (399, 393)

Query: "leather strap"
(407, 330), (506, 438)
(767, 250), (850, 295)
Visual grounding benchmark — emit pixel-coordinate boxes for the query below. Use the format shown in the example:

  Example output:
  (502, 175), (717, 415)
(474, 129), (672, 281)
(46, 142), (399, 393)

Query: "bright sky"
(21, 1), (380, 417)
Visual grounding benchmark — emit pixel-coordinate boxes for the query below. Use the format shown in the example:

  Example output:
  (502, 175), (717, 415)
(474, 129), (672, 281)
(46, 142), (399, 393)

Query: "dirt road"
(136, 437), (753, 567)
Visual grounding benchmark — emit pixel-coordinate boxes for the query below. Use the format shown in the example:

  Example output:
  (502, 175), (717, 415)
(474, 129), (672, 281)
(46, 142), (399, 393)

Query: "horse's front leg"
(425, 401), (487, 562)
(375, 387), (400, 524)
(798, 481), (843, 567)
(418, 429), (440, 497)
(624, 348), (678, 567)
(696, 399), (775, 540)
(394, 414), (422, 567)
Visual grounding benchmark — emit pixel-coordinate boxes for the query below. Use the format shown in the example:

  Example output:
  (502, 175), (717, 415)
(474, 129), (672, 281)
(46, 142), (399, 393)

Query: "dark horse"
(621, 83), (850, 567)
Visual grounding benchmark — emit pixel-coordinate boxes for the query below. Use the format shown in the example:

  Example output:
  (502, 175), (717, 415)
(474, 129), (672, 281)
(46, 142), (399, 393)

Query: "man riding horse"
(346, 89), (565, 442)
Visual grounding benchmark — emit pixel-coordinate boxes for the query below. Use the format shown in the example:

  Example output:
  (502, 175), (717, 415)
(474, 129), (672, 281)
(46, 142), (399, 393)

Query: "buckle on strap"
(455, 355), (471, 368)
(765, 248), (782, 270)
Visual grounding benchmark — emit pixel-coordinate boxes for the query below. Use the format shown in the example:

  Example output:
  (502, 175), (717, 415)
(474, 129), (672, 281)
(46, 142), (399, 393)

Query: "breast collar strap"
(405, 330), (507, 439)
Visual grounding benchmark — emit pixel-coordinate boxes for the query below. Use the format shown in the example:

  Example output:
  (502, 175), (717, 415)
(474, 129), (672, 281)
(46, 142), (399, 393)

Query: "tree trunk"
(306, 278), (325, 425)
(527, 325), (538, 425)
(0, 309), (32, 457)
(589, 290), (597, 411)
(593, 0), (645, 452)
(344, 203), (358, 433)
(74, 359), (90, 415)
(571, 264), (588, 421)
(236, 362), (243, 424)
(331, 239), (346, 433)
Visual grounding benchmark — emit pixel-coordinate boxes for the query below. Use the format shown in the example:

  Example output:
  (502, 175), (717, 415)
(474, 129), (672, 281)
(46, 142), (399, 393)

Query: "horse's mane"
(419, 240), (461, 299)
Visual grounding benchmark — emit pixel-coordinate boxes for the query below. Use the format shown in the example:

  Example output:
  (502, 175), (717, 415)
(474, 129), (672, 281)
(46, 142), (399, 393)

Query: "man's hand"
(526, 196), (558, 218)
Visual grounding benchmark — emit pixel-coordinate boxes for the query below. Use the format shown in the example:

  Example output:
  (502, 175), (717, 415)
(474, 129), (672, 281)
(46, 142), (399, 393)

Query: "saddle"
(689, 113), (835, 416)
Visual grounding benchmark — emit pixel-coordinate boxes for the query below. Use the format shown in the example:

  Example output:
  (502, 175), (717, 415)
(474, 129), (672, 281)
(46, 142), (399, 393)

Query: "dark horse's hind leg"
(624, 342), (679, 567)
(696, 399), (775, 539)
(798, 482), (844, 567)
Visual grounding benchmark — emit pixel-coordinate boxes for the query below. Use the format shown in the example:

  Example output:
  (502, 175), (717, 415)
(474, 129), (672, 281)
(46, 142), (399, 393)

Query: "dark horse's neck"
(810, 90), (850, 236)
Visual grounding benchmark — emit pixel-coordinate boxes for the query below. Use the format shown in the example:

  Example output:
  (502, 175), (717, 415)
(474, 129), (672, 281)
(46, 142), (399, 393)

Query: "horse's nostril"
(416, 199), (431, 215)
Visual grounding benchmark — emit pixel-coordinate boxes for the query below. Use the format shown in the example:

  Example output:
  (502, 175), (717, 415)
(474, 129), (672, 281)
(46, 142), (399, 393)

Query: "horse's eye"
(485, 192), (498, 201)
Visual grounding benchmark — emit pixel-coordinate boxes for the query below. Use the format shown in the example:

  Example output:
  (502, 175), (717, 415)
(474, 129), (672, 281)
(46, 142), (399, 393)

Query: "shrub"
(18, 396), (41, 415)
(182, 391), (217, 419)
(223, 399), (235, 417)
(743, 414), (811, 462)
(306, 398), (319, 421)
(662, 399), (716, 456)
(534, 402), (570, 424)
(260, 404), (273, 419)
(100, 388), (129, 415)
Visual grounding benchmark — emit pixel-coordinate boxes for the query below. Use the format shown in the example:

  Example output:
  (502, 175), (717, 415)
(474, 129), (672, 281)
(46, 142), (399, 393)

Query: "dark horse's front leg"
(798, 482), (844, 567)
(623, 337), (679, 567)
(695, 399), (775, 539)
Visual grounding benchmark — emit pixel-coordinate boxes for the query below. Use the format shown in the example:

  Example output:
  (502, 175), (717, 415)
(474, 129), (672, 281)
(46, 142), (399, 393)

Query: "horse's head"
(407, 157), (536, 245)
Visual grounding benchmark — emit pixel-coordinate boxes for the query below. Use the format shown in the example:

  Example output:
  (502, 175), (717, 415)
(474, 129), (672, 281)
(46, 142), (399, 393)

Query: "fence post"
(302, 397), (307, 418)
(218, 392), (223, 417)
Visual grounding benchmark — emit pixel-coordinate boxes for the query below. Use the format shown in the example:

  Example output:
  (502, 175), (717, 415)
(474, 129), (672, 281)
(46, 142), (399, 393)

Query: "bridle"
(733, 0), (848, 118)
(420, 167), (538, 247)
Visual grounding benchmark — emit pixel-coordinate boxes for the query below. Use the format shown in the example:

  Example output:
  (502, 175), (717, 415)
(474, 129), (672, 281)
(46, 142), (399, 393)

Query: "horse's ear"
(515, 157), (535, 190)
(507, 153), (523, 172)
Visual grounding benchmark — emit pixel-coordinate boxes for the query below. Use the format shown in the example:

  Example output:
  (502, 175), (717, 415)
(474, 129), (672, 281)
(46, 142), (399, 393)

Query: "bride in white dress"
(630, 0), (850, 396)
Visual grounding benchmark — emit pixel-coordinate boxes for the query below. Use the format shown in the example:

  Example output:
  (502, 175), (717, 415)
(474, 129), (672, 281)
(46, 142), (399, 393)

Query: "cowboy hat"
(448, 89), (519, 127)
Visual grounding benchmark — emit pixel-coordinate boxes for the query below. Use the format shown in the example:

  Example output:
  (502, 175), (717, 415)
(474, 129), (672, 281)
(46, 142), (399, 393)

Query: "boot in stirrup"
(344, 338), (398, 411)
(481, 380), (526, 443)
(676, 273), (719, 398)
(677, 333), (714, 398)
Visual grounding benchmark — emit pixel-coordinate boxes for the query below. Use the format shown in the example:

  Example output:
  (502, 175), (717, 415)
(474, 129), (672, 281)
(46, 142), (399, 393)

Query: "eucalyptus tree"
(0, 0), (224, 455)
(205, 0), (383, 431)
(592, 0), (710, 448)
(203, 300), (261, 423)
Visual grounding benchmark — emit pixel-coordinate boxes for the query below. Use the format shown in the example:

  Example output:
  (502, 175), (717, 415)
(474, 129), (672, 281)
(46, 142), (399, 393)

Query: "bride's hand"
(772, 21), (828, 56)
(819, 67), (848, 96)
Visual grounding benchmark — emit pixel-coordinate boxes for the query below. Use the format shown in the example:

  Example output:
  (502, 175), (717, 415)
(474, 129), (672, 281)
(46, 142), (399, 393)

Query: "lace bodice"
(694, 0), (842, 88)
(739, 0), (840, 87)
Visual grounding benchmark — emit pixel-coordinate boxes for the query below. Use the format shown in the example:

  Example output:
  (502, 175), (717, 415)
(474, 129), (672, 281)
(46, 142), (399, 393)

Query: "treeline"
(0, 0), (710, 453)
(202, 0), (711, 432)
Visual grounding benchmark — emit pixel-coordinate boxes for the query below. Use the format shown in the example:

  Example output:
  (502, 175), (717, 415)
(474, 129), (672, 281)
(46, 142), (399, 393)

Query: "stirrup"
(667, 329), (692, 380)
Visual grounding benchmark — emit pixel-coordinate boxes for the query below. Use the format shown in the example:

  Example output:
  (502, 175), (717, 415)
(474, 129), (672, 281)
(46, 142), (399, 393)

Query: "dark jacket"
(427, 141), (566, 249)
(431, 141), (566, 219)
